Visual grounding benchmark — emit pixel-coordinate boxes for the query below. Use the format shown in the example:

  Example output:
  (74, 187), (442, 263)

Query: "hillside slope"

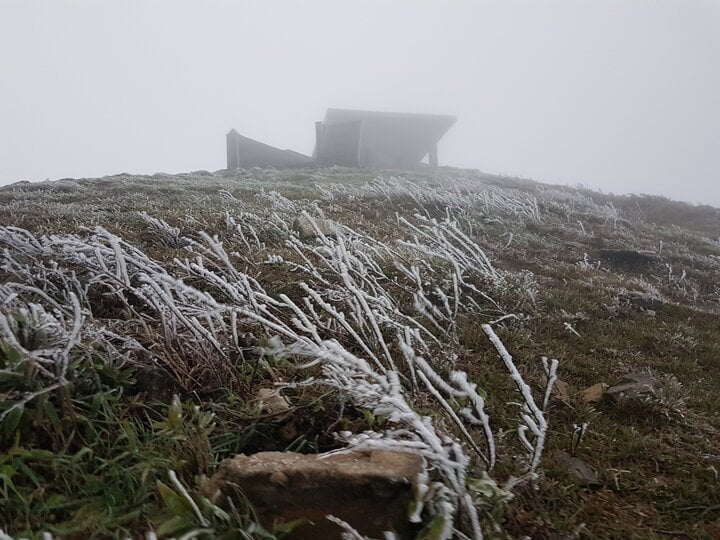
(1, 168), (719, 538)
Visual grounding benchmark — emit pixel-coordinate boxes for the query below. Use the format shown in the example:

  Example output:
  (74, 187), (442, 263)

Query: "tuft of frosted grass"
(482, 324), (554, 472)
(330, 176), (544, 222)
(0, 286), (142, 425)
(137, 212), (191, 248)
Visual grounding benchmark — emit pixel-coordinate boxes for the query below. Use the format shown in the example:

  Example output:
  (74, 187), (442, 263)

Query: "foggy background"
(1, 0), (718, 206)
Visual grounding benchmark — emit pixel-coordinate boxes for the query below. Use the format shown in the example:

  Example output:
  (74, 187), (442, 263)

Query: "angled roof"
(324, 108), (456, 132)
(322, 108), (457, 168)
(226, 129), (312, 169)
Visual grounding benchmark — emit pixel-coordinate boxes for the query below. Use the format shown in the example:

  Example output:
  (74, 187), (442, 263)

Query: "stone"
(552, 450), (602, 488)
(292, 216), (338, 239)
(599, 249), (657, 266)
(202, 450), (424, 539)
(551, 379), (570, 403)
(581, 383), (608, 403)
(606, 373), (657, 402)
(256, 388), (291, 414)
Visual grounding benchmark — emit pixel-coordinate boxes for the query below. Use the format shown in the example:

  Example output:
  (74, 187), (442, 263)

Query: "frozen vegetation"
(1, 167), (719, 538)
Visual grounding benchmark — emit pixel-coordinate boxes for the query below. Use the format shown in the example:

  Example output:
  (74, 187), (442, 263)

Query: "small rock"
(203, 450), (424, 539)
(620, 291), (668, 310)
(256, 388), (291, 414)
(581, 383), (608, 403)
(293, 216), (338, 238)
(599, 249), (657, 266)
(551, 379), (570, 403)
(552, 450), (602, 488)
(606, 373), (657, 402)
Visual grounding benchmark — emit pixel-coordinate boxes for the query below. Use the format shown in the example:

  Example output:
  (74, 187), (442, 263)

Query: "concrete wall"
(226, 130), (312, 169)
(317, 110), (457, 169)
(316, 121), (363, 167)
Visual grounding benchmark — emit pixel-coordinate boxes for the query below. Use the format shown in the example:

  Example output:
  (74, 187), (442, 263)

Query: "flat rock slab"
(607, 372), (657, 401)
(599, 249), (657, 266)
(203, 450), (424, 539)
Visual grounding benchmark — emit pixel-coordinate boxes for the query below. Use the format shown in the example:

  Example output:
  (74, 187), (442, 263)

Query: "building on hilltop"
(226, 109), (456, 170)
(314, 109), (456, 168)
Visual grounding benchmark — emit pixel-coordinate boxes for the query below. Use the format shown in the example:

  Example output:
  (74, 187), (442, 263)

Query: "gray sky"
(1, 0), (719, 205)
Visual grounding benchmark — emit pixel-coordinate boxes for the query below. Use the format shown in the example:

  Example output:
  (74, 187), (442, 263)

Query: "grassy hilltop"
(1, 167), (719, 538)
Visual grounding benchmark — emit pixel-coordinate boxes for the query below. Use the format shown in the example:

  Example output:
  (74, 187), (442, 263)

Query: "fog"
(1, 0), (718, 206)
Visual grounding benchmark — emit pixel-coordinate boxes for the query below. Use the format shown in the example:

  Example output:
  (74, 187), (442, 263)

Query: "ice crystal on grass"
(0, 176), (562, 538)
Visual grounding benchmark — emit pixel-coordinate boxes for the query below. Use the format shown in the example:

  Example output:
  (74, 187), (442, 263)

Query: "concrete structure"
(226, 109), (456, 170)
(226, 129), (313, 169)
(315, 109), (456, 168)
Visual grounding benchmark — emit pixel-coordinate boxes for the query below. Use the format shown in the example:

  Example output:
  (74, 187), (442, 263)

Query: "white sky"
(1, 0), (719, 205)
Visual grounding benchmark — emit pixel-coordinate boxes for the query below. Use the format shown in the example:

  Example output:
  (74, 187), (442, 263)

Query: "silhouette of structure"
(226, 130), (313, 169)
(226, 109), (456, 170)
